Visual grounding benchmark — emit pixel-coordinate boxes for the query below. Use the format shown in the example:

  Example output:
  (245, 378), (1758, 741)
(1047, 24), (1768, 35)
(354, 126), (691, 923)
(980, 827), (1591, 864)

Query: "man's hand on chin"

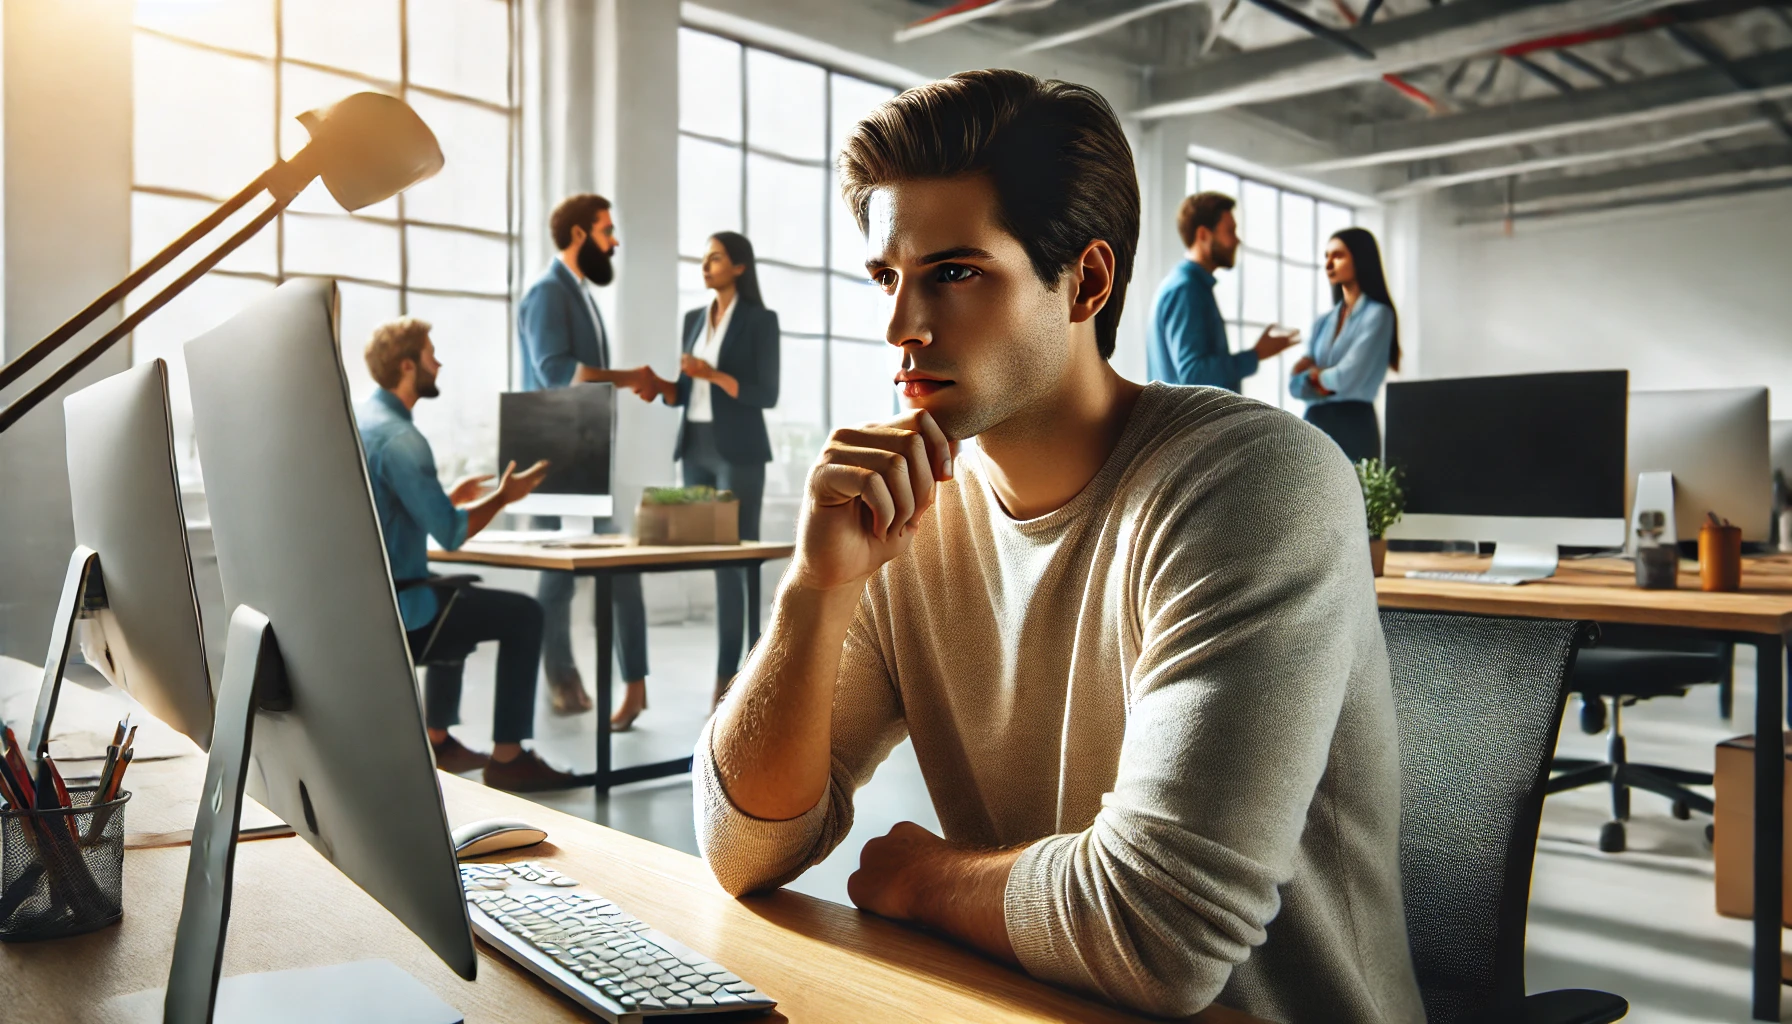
(847, 821), (1023, 965)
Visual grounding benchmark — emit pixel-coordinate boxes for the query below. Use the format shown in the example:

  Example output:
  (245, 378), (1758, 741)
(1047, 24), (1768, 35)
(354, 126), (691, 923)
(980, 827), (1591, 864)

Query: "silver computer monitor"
(1627, 387), (1771, 542)
(499, 386), (613, 519)
(59, 361), (216, 750)
(1772, 419), (1792, 482)
(183, 280), (474, 990)
(1383, 370), (1630, 578)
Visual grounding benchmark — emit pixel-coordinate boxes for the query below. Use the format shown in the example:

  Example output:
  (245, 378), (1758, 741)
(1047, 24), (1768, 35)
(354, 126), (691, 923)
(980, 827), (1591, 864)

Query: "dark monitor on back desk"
(1384, 370), (1629, 578)
(500, 383), (613, 519)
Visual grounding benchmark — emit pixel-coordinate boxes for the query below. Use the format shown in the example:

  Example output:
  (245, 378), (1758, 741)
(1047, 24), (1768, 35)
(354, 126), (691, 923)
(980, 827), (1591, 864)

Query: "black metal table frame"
(558, 558), (769, 793)
(1566, 622), (1785, 1020)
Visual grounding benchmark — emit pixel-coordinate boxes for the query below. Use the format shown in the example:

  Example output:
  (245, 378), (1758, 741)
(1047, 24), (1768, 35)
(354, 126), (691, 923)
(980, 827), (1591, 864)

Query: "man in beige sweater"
(695, 70), (1423, 1023)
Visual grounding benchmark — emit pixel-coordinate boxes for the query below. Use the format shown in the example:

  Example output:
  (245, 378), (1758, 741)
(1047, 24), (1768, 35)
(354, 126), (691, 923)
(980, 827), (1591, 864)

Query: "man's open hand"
(496, 459), (550, 504)
(447, 473), (495, 505)
(789, 411), (958, 593)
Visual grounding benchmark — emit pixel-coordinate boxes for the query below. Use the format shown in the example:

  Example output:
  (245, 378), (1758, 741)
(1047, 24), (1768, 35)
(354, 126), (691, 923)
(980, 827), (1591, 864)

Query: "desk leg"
(1753, 633), (1785, 1021)
(594, 573), (614, 795)
(747, 560), (763, 652)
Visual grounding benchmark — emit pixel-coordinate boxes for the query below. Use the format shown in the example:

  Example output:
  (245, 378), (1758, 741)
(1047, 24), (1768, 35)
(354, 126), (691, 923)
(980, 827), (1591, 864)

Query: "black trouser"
(408, 585), (543, 744)
(681, 422), (766, 678)
(1304, 400), (1382, 465)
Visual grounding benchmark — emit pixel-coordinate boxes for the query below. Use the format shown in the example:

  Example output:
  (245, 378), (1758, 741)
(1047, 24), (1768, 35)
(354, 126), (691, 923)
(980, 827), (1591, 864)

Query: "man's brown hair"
(837, 69), (1139, 360)
(364, 317), (433, 390)
(1177, 192), (1235, 250)
(550, 193), (611, 250)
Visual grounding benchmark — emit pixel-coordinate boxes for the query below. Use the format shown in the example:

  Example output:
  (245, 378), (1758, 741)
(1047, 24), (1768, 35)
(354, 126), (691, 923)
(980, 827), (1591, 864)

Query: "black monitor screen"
(1384, 370), (1628, 519)
(499, 385), (612, 496)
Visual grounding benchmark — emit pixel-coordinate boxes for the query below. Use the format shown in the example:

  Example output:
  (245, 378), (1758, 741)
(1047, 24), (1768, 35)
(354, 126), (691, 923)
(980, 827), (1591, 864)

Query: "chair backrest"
(1380, 610), (1588, 1024)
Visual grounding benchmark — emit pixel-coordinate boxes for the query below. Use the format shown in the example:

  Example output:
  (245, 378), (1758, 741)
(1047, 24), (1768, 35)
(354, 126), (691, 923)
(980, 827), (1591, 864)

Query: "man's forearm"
(911, 846), (1022, 964)
(709, 581), (862, 821)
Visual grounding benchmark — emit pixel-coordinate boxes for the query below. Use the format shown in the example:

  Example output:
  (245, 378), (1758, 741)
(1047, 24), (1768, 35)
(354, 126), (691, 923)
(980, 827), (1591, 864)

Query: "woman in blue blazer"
(623, 232), (779, 725)
(1290, 227), (1400, 465)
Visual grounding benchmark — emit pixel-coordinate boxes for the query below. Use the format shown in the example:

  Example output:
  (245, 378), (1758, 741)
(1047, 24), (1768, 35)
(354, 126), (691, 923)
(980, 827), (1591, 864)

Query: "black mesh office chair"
(1553, 624), (1726, 853)
(393, 574), (481, 666)
(1382, 610), (1628, 1024)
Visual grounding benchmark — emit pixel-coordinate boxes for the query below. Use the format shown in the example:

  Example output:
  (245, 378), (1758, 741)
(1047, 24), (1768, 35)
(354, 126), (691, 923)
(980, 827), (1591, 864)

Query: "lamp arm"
(0, 193), (295, 434)
(0, 170), (272, 393)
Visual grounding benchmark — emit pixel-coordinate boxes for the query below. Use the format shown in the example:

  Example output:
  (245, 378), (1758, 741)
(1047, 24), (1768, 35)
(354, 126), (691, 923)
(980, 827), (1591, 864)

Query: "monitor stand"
(107, 605), (461, 1024)
(27, 546), (103, 758)
(1488, 542), (1560, 580)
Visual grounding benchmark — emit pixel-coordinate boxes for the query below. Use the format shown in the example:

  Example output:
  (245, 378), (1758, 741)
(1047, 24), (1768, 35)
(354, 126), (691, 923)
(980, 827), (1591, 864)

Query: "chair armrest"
(393, 574), (482, 594)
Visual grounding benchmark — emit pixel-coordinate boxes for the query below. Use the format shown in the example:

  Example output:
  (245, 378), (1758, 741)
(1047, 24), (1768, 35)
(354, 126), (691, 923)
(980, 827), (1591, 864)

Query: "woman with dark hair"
(621, 232), (780, 727)
(1290, 227), (1400, 464)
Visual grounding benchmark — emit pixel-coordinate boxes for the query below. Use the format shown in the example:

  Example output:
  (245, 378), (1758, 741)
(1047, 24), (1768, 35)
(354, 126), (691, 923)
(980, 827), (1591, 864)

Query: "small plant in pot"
(1355, 458), (1404, 577)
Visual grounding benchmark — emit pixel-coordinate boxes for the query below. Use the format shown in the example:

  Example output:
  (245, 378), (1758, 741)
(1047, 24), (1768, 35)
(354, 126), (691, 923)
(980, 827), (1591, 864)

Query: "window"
(131, 0), (519, 484)
(1186, 162), (1352, 411)
(676, 27), (900, 509)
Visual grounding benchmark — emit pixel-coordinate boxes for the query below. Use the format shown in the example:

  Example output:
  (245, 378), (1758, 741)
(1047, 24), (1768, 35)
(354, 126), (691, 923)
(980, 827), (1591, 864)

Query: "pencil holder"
(1699, 522), (1743, 593)
(0, 786), (130, 941)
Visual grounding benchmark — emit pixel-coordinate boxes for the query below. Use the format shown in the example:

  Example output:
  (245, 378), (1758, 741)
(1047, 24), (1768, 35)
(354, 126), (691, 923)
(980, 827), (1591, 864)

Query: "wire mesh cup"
(0, 786), (129, 941)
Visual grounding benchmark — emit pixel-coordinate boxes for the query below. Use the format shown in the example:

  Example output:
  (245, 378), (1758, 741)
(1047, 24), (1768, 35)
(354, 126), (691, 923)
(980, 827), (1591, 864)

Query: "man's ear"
(568, 224), (586, 250)
(1067, 239), (1116, 326)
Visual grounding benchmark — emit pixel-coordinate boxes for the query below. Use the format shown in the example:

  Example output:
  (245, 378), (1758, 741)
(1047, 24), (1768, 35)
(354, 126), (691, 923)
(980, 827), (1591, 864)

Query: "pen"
(1, 728), (34, 808)
(105, 748), (135, 803)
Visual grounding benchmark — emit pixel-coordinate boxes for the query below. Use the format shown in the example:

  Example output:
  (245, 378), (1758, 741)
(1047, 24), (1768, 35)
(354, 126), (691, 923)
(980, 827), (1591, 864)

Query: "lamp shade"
(296, 92), (444, 212)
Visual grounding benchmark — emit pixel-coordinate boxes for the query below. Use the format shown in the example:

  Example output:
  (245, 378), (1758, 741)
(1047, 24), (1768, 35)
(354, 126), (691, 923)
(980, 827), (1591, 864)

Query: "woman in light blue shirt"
(1290, 227), (1401, 464)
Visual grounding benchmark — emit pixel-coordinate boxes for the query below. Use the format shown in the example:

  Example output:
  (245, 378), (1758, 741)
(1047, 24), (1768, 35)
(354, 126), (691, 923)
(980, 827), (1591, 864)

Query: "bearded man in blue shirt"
(1146, 191), (1299, 391)
(358, 317), (583, 792)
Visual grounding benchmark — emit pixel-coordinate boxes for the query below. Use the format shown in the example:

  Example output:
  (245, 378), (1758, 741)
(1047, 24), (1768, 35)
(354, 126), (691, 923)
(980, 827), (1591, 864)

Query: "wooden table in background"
(1, 773), (1264, 1024)
(430, 540), (794, 792)
(1378, 552), (1792, 1021)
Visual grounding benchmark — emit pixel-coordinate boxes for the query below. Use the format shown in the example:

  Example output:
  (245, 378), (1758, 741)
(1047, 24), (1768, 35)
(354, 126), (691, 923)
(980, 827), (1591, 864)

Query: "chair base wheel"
(1599, 821), (1626, 853)
(1578, 696), (1606, 735)
(1671, 799), (1692, 820)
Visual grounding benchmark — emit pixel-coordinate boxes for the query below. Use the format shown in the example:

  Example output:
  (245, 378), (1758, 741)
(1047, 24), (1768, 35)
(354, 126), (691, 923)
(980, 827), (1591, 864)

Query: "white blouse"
(687, 296), (735, 424)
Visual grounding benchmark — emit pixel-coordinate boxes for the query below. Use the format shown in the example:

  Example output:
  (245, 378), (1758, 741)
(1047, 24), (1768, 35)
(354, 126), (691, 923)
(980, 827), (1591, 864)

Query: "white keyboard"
(461, 862), (776, 1022)
(1405, 570), (1533, 586)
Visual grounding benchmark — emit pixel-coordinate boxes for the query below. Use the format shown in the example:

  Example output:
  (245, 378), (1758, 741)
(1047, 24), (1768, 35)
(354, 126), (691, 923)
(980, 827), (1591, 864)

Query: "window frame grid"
(129, 1), (522, 333)
(677, 26), (900, 429)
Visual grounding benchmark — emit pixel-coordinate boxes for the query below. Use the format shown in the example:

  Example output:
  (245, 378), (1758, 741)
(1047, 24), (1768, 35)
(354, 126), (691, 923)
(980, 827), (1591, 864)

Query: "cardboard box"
(1714, 734), (1792, 925)
(634, 499), (739, 546)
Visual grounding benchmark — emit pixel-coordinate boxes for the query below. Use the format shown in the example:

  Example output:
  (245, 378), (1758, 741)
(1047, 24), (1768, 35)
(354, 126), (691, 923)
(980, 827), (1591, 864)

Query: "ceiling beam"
(1377, 119), (1774, 197)
(1015, 0), (1201, 54)
(1133, 0), (1690, 118)
(1481, 143), (1792, 212)
(1458, 176), (1792, 222)
(1299, 47), (1792, 170)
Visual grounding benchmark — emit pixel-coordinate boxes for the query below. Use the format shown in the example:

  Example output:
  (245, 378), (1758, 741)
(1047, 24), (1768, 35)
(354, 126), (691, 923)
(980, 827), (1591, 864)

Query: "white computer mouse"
(452, 817), (549, 859)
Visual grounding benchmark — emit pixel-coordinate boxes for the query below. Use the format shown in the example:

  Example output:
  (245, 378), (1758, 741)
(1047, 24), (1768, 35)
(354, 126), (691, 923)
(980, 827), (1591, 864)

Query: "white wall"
(1420, 188), (1792, 412)
(0, 2), (133, 658)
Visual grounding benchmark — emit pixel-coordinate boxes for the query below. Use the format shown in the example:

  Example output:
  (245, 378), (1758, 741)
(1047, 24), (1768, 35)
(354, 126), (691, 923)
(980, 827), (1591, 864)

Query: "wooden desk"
(1378, 552), (1792, 1020)
(2, 774), (1261, 1024)
(429, 541), (795, 792)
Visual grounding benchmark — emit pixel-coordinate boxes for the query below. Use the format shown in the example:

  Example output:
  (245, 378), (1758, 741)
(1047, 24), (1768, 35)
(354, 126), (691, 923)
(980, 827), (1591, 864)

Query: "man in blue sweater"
(517, 194), (657, 724)
(1146, 191), (1298, 391)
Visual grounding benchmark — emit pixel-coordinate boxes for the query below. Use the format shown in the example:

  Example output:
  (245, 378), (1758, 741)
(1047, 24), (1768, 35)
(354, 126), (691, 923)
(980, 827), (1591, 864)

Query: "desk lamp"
(0, 91), (442, 433)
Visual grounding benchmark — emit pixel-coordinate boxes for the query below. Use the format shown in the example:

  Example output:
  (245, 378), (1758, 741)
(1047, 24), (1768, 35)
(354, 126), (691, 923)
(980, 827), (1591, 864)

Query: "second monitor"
(499, 384), (613, 519)
(1384, 370), (1630, 579)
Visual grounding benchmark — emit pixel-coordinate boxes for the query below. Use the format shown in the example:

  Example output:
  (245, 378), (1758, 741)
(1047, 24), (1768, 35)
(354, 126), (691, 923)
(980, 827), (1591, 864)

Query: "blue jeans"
(532, 516), (649, 682)
(680, 423), (766, 678)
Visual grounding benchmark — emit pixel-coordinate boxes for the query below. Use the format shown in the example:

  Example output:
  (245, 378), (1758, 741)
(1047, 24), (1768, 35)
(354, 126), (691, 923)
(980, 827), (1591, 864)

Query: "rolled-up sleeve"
(381, 431), (469, 552)
(695, 596), (909, 896)
(1001, 426), (1370, 1017)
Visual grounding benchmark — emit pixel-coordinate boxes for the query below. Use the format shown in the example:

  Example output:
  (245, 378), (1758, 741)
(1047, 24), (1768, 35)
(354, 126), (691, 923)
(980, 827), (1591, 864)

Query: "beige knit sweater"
(695, 384), (1424, 1023)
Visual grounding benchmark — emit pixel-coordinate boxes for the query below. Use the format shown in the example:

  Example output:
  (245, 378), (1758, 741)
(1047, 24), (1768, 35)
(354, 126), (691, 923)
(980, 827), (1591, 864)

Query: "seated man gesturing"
(695, 70), (1422, 1023)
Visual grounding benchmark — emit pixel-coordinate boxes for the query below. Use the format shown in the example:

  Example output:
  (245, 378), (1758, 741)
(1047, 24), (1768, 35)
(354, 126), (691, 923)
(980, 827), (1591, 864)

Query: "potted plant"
(1355, 458), (1404, 577)
(635, 485), (740, 545)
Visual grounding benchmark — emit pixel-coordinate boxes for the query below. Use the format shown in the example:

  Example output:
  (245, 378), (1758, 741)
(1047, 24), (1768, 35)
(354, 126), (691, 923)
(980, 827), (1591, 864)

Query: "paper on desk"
(0, 655), (195, 761)
(1, 657), (292, 847)
(433, 527), (584, 546)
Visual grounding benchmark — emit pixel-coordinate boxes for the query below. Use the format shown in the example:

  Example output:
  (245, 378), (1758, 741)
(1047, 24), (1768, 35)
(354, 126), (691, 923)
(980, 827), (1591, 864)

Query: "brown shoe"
(547, 667), (593, 716)
(431, 734), (490, 774)
(483, 749), (584, 792)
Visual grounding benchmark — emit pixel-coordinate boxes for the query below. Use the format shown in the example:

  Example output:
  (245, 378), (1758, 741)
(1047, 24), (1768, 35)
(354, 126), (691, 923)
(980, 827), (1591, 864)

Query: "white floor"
(446, 568), (1774, 1022)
